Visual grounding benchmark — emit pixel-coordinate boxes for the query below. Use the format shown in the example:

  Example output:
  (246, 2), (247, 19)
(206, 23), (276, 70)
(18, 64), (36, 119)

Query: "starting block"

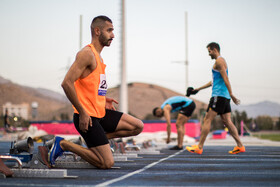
(125, 150), (160, 155)
(53, 152), (125, 169)
(0, 155), (76, 179)
(28, 147), (126, 170)
(0, 137), (82, 178)
(10, 168), (77, 179)
(4, 137), (127, 171)
(113, 153), (138, 158)
(57, 152), (128, 162)
(0, 137), (79, 178)
(1, 136), (162, 178)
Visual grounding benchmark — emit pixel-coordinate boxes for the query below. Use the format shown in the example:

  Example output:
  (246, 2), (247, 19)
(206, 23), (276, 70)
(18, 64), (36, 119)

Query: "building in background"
(2, 102), (29, 120)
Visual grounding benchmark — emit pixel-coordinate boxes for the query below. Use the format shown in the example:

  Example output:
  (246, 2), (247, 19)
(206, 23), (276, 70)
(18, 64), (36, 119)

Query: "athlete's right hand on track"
(79, 112), (92, 133)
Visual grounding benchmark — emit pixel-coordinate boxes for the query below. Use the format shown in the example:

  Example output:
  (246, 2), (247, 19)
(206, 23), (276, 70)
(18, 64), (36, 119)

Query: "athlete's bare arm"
(163, 105), (172, 143)
(195, 81), (212, 92)
(215, 58), (240, 105)
(61, 47), (97, 132)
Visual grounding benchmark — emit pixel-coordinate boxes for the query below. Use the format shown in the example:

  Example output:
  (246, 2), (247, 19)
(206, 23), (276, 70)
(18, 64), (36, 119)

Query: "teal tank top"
(161, 96), (193, 113)
(212, 68), (231, 99)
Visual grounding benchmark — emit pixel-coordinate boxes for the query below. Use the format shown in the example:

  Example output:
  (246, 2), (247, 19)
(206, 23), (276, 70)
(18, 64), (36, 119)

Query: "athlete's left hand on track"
(106, 97), (119, 110)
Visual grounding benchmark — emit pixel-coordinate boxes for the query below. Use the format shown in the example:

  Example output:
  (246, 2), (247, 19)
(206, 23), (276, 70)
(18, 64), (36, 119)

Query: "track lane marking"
(96, 150), (184, 186)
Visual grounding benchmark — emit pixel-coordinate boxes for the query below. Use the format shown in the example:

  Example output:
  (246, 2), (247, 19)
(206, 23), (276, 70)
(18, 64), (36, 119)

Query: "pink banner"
(30, 121), (200, 137)
(31, 123), (79, 135)
(143, 122), (200, 137)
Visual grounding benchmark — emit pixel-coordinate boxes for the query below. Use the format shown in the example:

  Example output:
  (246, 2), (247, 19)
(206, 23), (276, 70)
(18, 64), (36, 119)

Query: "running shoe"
(228, 146), (246, 154)
(48, 136), (65, 166)
(185, 145), (203, 154)
(169, 145), (183, 150)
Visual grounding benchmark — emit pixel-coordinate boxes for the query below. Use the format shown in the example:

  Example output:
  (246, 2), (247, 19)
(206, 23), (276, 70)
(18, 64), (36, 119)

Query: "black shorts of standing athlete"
(179, 101), (196, 117)
(207, 96), (231, 115)
(74, 109), (123, 148)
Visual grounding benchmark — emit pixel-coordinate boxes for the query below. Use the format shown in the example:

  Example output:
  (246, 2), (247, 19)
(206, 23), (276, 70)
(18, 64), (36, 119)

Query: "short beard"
(99, 32), (112, 47)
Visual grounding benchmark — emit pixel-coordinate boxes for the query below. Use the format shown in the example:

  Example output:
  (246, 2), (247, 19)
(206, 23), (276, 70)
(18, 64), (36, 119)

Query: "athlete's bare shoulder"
(74, 46), (97, 78)
(163, 104), (172, 112)
(215, 57), (227, 70)
(76, 46), (95, 64)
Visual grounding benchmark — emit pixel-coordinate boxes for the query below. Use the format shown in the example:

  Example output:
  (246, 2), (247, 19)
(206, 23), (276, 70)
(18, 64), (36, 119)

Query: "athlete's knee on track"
(132, 119), (144, 136)
(99, 158), (114, 169)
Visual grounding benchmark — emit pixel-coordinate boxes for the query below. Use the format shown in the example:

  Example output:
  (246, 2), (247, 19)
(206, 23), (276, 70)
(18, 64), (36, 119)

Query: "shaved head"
(90, 15), (112, 37)
(207, 42), (220, 52)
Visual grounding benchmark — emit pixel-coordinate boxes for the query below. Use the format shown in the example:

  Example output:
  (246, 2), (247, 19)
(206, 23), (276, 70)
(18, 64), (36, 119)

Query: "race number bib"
(98, 74), (107, 96)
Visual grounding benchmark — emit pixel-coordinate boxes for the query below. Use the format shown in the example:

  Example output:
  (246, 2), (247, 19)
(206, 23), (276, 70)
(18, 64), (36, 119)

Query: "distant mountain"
(232, 101), (280, 118)
(0, 76), (11, 84)
(106, 82), (208, 119)
(0, 75), (70, 121)
(36, 88), (68, 103)
(0, 75), (67, 102)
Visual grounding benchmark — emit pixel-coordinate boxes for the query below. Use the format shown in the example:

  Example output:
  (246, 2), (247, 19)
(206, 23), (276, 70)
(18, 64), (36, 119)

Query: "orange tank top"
(73, 44), (107, 118)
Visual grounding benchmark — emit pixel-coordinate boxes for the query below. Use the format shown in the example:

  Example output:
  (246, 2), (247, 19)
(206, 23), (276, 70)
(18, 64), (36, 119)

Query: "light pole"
(185, 12), (189, 90)
(172, 12), (189, 91)
(119, 0), (128, 113)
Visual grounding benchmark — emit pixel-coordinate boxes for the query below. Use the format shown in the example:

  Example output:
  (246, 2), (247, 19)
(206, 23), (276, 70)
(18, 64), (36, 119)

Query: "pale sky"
(0, 0), (280, 105)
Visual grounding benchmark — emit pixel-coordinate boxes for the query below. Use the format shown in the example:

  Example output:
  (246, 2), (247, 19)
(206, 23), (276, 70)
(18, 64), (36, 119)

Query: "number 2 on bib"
(98, 74), (107, 96)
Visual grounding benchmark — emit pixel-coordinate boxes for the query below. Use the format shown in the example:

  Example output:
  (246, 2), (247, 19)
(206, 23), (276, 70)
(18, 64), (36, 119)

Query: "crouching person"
(48, 15), (143, 169)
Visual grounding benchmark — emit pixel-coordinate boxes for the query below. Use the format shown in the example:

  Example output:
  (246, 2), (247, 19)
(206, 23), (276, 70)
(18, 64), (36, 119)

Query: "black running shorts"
(179, 101), (196, 117)
(73, 109), (123, 148)
(207, 96), (231, 115)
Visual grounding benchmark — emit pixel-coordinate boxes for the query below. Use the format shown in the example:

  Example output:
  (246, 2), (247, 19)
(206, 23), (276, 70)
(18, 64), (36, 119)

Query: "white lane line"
(96, 150), (184, 187)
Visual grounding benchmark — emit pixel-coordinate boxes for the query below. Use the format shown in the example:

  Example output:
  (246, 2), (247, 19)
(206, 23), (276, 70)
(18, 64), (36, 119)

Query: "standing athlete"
(153, 96), (196, 150)
(48, 16), (143, 169)
(186, 42), (245, 154)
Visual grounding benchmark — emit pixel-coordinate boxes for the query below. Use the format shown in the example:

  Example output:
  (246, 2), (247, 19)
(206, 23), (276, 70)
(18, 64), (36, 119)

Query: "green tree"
(60, 113), (70, 121)
(144, 113), (158, 120)
(255, 116), (273, 130)
(232, 110), (252, 132)
(277, 117), (280, 130)
(211, 117), (224, 130)
(52, 116), (57, 121)
(0, 114), (3, 127)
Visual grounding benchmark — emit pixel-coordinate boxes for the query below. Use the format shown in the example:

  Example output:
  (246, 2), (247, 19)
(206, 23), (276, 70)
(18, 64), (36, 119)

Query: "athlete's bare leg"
(59, 114), (143, 169)
(221, 112), (243, 147)
(60, 140), (114, 169)
(198, 109), (217, 149)
(176, 114), (189, 148)
(106, 113), (143, 139)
